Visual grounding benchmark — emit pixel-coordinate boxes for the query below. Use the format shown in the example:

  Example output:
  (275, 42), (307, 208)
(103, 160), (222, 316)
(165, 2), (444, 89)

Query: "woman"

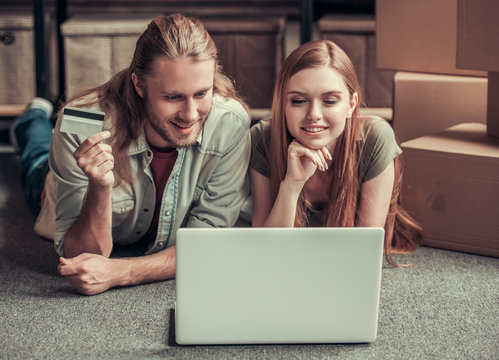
(250, 40), (422, 263)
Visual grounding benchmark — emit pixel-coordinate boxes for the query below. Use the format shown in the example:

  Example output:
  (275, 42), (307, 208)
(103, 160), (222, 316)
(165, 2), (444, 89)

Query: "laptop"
(175, 227), (384, 345)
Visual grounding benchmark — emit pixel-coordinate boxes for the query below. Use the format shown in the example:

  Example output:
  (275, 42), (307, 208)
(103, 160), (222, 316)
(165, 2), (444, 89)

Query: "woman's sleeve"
(360, 119), (402, 182)
(249, 120), (271, 178)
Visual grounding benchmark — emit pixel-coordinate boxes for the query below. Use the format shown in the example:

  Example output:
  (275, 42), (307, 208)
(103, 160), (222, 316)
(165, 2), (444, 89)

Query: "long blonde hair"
(269, 40), (422, 262)
(67, 14), (248, 184)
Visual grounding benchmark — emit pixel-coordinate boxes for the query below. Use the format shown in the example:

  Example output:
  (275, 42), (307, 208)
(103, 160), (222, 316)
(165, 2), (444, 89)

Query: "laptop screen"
(175, 227), (384, 344)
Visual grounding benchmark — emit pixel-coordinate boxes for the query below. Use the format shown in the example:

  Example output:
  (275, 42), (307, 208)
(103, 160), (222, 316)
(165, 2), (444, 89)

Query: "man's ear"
(131, 72), (144, 98)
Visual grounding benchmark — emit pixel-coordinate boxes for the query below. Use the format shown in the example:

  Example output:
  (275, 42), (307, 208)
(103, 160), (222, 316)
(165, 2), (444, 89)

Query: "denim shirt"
(34, 95), (251, 256)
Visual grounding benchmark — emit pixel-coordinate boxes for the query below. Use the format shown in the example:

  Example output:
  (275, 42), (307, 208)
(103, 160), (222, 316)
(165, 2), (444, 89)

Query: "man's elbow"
(62, 235), (113, 258)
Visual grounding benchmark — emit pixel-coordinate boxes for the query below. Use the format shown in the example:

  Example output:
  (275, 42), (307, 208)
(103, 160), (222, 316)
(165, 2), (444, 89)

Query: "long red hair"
(269, 40), (422, 264)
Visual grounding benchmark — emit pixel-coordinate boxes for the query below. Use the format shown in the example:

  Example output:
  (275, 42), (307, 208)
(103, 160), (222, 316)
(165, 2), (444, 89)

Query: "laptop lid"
(175, 227), (384, 345)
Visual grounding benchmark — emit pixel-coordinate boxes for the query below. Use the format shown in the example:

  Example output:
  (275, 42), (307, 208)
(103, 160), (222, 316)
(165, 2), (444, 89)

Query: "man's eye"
(165, 95), (180, 101)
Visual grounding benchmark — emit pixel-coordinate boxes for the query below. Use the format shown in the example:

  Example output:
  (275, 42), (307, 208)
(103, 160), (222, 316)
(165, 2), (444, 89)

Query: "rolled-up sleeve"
(48, 116), (89, 254)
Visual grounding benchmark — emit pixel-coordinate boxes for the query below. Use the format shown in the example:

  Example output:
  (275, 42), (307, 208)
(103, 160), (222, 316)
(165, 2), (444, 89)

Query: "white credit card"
(60, 106), (105, 138)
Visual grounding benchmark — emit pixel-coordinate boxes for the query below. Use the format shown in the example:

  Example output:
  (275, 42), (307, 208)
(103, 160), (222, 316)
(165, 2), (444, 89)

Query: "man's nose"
(180, 98), (198, 122)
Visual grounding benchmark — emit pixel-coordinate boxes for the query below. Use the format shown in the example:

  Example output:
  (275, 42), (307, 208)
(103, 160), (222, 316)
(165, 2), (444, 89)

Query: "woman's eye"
(194, 92), (206, 98)
(323, 99), (338, 105)
(291, 98), (307, 105)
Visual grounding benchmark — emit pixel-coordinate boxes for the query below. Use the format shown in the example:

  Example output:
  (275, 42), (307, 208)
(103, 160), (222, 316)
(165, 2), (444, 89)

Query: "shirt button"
(165, 210), (171, 216)
(143, 208), (149, 212)
(158, 242), (164, 247)
(136, 231), (141, 235)
(147, 151), (152, 157)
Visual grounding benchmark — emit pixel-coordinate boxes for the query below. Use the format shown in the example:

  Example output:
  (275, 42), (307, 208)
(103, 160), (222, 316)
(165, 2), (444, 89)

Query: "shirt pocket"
(112, 199), (135, 227)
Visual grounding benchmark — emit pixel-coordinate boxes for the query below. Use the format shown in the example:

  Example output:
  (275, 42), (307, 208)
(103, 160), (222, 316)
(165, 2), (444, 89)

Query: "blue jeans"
(14, 108), (53, 215)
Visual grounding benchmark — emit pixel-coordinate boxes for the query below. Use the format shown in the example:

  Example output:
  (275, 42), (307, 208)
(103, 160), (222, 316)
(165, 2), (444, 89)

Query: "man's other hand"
(58, 253), (124, 296)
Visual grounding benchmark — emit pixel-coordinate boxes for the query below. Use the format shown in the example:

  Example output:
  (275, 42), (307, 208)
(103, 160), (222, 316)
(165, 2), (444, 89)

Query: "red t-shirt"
(142, 147), (178, 242)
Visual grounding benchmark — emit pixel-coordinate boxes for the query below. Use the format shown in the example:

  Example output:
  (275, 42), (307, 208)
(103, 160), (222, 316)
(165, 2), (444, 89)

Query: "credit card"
(60, 106), (105, 138)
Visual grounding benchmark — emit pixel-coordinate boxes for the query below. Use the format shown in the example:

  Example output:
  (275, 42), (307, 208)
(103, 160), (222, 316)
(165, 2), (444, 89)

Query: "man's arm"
(62, 131), (115, 258)
(58, 246), (176, 296)
(59, 102), (250, 295)
(187, 119), (251, 229)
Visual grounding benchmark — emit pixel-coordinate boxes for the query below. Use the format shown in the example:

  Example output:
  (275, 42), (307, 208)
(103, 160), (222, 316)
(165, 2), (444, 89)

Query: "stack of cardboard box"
(61, 15), (285, 110)
(377, 0), (499, 257)
(0, 13), (59, 105)
(318, 14), (395, 109)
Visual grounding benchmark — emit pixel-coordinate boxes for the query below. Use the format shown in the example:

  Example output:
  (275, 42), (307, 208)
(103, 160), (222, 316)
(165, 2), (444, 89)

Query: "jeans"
(14, 108), (53, 215)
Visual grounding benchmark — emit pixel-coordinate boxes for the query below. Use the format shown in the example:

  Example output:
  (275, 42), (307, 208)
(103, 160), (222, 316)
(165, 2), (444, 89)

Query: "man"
(14, 14), (251, 295)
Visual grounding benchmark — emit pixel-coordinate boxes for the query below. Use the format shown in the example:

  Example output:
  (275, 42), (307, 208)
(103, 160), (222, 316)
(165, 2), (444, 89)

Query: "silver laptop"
(175, 227), (384, 345)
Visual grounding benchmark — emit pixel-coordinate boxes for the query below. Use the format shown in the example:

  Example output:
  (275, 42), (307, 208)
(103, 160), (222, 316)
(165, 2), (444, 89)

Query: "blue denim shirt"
(34, 95), (251, 256)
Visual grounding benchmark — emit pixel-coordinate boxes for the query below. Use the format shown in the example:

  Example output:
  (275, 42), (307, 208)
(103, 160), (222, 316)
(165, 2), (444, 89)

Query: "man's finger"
(58, 257), (81, 276)
(74, 130), (111, 157)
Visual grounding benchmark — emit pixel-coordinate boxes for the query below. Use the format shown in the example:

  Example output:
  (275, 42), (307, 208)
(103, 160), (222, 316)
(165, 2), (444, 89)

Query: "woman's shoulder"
(358, 115), (397, 146)
(249, 118), (272, 176)
(357, 114), (401, 181)
(251, 118), (271, 137)
(359, 115), (393, 135)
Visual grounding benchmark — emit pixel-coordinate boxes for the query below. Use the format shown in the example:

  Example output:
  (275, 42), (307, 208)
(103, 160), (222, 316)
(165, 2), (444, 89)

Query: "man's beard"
(146, 109), (205, 148)
(142, 87), (210, 148)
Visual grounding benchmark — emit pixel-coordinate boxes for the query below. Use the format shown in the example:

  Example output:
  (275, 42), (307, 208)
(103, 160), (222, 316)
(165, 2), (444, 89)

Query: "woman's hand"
(285, 140), (332, 185)
(73, 131), (115, 188)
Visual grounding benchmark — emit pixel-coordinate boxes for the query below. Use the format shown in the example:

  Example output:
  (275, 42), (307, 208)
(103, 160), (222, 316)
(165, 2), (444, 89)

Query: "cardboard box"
(401, 123), (499, 257)
(61, 15), (150, 99)
(202, 16), (285, 109)
(392, 72), (487, 143)
(0, 14), (35, 104)
(488, 72), (499, 138)
(318, 15), (395, 107)
(457, 0), (499, 73)
(376, 0), (486, 76)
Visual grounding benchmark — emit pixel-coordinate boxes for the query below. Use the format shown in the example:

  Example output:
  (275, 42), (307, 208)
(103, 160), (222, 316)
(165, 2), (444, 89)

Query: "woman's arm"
(356, 160), (395, 227)
(250, 169), (302, 227)
(251, 140), (330, 227)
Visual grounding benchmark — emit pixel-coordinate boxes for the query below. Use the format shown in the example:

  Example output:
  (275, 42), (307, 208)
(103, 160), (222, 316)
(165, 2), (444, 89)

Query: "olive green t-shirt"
(249, 116), (402, 225)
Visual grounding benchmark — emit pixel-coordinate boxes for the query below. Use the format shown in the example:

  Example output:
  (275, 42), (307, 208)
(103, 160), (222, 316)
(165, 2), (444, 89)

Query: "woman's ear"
(348, 92), (359, 118)
(131, 72), (144, 98)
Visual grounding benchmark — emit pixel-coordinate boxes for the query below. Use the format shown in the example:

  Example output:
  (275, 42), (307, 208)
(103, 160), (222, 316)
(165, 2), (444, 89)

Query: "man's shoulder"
(198, 95), (250, 154)
(210, 95), (250, 126)
(66, 93), (102, 111)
